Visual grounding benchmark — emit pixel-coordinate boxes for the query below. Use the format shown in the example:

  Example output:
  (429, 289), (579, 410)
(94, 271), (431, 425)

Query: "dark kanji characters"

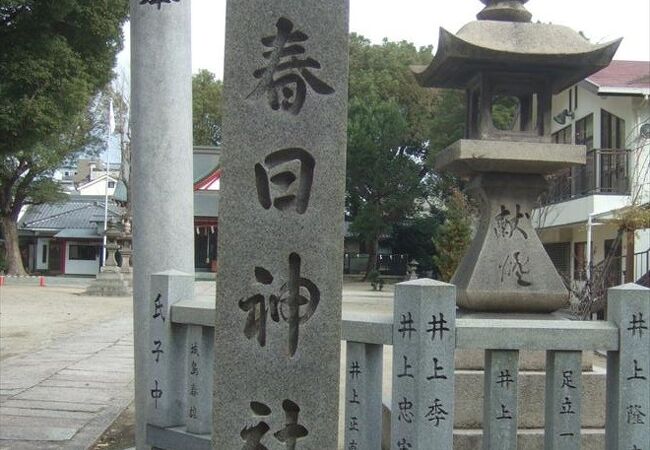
(190, 342), (199, 356)
(349, 388), (360, 405)
(397, 397), (414, 423)
(189, 406), (197, 419)
(397, 355), (414, 379)
(627, 359), (646, 381)
(499, 251), (532, 287)
(348, 440), (358, 450)
(398, 312), (416, 339)
(151, 340), (163, 363)
(425, 398), (448, 426)
(628, 313), (647, 337)
(273, 400), (309, 448)
(256, 148), (315, 214)
(349, 361), (362, 380)
(189, 383), (198, 397)
(248, 17), (334, 115)
(239, 253), (320, 357)
(150, 380), (162, 409)
(496, 370), (514, 388)
(626, 404), (646, 425)
(426, 357), (447, 380)
(241, 400), (308, 449)
(153, 294), (165, 321)
(494, 204), (529, 239)
(190, 360), (199, 376)
(348, 416), (359, 432)
(560, 397), (575, 415)
(561, 370), (577, 388)
(397, 438), (412, 450)
(497, 404), (512, 420)
(426, 313), (450, 340)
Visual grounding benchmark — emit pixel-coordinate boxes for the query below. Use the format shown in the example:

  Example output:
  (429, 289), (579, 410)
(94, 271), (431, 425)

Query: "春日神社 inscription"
(214, 1), (349, 448)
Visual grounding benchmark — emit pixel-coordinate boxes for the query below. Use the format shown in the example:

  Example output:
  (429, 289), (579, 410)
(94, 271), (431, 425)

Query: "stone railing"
(145, 274), (649, 450)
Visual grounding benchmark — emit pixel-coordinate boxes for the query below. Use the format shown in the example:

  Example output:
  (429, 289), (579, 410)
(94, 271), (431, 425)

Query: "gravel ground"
(0, 284), (132, 362)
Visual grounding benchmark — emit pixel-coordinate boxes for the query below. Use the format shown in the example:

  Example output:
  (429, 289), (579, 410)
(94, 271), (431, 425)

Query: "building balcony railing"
(543, 148), (631, 205)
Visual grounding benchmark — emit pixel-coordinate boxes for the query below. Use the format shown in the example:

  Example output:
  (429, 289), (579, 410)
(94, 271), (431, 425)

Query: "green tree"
(432, 189), (473, 282)
(346, 35), (465, 277)
(192, 69), (223, 146)
(0, 1), (129, 275)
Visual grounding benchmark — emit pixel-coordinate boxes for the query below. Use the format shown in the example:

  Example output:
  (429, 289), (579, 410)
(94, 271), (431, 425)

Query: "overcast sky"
(117, 0), (650, 79)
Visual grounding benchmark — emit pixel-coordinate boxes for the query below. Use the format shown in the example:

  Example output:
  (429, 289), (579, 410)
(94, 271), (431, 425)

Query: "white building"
(534, 60), (650, 287)
(76, 173), (119, 197)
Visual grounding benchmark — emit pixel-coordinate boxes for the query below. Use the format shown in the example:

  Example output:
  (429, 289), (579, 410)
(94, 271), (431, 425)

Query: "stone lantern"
(414, 0), (621, 312)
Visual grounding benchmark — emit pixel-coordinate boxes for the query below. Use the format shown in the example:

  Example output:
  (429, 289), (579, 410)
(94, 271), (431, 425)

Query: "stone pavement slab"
(0, 316), (134, 450)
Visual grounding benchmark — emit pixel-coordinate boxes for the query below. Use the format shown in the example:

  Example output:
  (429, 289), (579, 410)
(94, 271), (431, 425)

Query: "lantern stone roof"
(413, 17), (621, 93)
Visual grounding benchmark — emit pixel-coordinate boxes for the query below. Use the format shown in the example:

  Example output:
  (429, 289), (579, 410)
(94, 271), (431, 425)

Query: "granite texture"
(344, 342), (383, 450)
(130, 0), (195, 448)
(434, 139), (585, 176)
(452, 173), (569, 312)
(391, 280), (456, 450)
(605, 284), (650, 450)
(147, 271), (193, 429)
(544, 351), (582, 449)
(214, 1), (349, 448)
(130, 0), (194, 450)
(483, 350), (519, 450)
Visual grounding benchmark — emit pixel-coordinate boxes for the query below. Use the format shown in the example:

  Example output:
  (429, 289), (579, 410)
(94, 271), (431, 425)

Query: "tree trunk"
(1, 216), (27, 276)
(362, 236), (378, 281)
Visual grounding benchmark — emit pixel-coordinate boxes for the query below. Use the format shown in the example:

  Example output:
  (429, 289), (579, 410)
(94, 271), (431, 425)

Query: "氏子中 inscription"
(239, 253), (319, 357)
(248, 17), (334, 114)
(255, 148), (315, 214)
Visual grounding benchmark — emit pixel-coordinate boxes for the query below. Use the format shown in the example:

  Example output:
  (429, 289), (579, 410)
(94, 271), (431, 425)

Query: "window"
(575, 114), (593, 150)
(573, 242), (587, 280)
(108, 181), (116, 188)
(552, 125), (572, 144)
(69, 244), (97, 261)
(601, 109), (625, 149)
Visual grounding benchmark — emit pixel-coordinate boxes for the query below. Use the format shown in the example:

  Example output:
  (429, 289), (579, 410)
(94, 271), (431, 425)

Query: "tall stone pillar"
(214, 1), (349, 448)
(130, 1), (193, 448)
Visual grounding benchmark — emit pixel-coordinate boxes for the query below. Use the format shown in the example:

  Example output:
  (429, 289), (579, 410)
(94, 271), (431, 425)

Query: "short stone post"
(214, 0), (349, 448)
(483, 350), (519, 450)
(148, 271), (193, 427)
(606, 283), (649, 450)
(344, 342), (383, 450)
(391, 279), (456, 450)
(544, 351), (582, 449)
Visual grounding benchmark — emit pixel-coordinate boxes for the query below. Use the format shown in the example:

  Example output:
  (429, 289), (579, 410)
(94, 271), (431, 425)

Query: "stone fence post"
(147, 271), (193, 428)
(391, 279), (456, 450)
(606, 283), (649, 450)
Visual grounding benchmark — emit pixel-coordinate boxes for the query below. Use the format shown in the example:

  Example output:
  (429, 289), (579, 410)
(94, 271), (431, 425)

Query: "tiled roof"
(587, 60), (650, 90)
(19, 196), (124, 231)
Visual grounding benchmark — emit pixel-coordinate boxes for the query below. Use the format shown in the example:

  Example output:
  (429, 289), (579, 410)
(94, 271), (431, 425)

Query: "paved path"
(0, 316), (133, 450)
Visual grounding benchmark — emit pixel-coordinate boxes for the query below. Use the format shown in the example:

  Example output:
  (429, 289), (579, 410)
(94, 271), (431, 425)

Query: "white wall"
(64, 242), (101, 275)
(77, 176), (117, 196)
